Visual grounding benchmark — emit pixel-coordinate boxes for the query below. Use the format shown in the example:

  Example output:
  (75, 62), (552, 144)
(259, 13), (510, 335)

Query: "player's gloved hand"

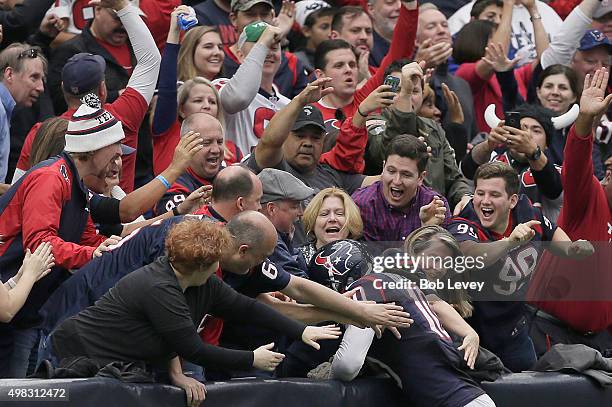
(359, 302), (413, 329)
(252, 342), (285, 371)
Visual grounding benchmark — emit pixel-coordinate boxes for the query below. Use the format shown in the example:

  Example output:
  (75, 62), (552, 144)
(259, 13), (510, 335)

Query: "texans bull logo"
(314, 240), (356, 291)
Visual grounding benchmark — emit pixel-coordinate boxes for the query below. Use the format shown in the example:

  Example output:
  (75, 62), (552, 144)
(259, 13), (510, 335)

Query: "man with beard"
(0, 100), (135, 377)
(47, 0), (148, 114)
(155, 113), (224, 215)
(448, 161), (593, 372)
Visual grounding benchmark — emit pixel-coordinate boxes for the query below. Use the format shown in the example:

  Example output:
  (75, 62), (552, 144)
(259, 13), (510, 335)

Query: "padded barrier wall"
(0, 373), (611, 406)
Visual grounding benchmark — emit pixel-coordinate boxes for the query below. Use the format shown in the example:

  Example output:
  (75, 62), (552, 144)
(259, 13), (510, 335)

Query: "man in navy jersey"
(331, 271), (495, 407)
(155, 113), (224, 215)
(447, 162), (593, 372)
(40, 214), (413, 368)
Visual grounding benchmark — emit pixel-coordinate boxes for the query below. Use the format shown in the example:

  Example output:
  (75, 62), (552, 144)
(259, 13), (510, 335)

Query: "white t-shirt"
(213, 78), (290, 155)
(448, 1), (563, 65)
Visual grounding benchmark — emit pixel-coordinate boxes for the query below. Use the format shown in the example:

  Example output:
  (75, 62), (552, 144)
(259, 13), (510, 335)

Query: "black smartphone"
(384, 75), (400, 94)
(504, 111), (521, 129)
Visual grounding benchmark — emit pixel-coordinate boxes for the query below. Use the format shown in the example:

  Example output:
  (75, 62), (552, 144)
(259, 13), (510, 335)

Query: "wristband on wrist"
(156, 175), (172, 189)
(357, 106), (367, 117)
(6, 277), (17, 289)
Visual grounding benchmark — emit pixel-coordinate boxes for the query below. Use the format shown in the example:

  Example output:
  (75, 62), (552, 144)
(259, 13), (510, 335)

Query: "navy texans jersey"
(155, 168), (214, 215)
(347, 273), (484, 407)
(519, 164), (563, 222)
(40, 215), (194, 336)
(447, 195), (556, 348)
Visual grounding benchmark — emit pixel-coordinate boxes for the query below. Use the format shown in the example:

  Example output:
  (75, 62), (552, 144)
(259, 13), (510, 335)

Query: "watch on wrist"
(527, 145), (542, 161)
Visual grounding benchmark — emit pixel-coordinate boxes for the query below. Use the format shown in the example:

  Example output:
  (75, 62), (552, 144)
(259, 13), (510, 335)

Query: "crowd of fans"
(0, 0), (611, 406)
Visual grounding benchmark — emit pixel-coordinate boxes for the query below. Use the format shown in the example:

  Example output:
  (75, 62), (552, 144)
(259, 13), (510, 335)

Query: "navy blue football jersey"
(40, 216), (192, 336)
(447, 195), (556, 349)
(347, 273), (484, 407)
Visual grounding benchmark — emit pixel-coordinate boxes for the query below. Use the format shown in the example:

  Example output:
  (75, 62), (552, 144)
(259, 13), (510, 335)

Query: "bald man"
(155, 113), (226, 215)
(194, 165), (263, 222)
(40, 211), (413, 377)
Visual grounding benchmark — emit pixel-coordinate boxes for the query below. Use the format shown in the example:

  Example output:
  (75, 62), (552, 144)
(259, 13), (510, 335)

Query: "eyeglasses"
(18, 49), (39, 60)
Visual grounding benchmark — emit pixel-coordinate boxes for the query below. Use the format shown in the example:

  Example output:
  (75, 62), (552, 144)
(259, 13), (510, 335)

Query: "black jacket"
(48, 22), (135, 113)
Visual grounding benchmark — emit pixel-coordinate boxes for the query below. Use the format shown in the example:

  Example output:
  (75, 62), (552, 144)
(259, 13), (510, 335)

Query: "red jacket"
(528, 126), (612, 334)
(313, 5), (418, 131)
(15, 88), (147, 192)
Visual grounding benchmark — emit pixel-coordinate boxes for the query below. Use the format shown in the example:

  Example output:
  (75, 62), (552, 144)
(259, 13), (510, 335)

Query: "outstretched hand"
(302, 325), (342, 350)
(580, 68), (612, 117)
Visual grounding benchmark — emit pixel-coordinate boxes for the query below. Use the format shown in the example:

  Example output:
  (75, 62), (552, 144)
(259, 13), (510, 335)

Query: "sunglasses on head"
(18, 49), (39, 59)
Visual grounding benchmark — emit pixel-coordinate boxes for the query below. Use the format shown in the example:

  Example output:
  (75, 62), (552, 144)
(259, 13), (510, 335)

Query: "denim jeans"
(7, 328), (41, 378)
(494, 323), (537, 372)
(181, 360), (205, 382)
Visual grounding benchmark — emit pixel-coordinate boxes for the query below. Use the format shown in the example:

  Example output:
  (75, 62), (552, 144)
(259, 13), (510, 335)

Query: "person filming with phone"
(460, 104), (564, 221)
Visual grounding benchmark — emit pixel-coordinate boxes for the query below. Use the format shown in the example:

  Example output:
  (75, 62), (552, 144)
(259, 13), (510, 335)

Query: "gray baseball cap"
(231, 0), (273, 12)
(258, 168), (314, 203)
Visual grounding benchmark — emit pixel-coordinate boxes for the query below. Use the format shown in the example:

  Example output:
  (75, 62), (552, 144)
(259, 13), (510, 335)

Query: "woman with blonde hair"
(152, 7), (241, 176)
(299, 187), (364, 263)
(403, 225), (473, 318)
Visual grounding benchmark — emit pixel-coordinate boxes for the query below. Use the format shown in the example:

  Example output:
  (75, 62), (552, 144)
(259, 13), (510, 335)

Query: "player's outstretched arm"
(282, 276), (413, 329)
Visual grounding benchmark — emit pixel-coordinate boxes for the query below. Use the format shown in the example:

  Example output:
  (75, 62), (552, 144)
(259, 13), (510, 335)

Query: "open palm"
(580, 68), (612, 116)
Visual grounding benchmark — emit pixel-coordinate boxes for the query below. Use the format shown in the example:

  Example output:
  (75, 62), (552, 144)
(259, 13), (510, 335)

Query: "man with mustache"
(47, 0), (147, 114)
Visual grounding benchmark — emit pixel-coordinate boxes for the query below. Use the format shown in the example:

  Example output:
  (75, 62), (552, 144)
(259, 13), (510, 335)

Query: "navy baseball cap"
(292, 104), (326, 132)
(578, 29), (612, 53)
(62, 53), (106, 96)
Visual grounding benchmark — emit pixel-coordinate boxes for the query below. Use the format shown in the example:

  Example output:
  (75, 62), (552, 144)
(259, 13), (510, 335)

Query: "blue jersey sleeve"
(446, 218), (481, 242)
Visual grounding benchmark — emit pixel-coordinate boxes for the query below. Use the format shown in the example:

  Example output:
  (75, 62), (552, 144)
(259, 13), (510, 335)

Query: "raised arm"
(473, 0), (514, 80)
(563, 67), (612, 218)
(254, 77), (333, 169)
(520, 0), (549, 60)
(354, 0), (418, 104)
(219, 25), (282, 114)
(320, 85), (395, 174)
(152, 6), (191, 135)
(540, 0), (600, 69)
(93, 0), (162, 105)
(116, 132), (203, 222)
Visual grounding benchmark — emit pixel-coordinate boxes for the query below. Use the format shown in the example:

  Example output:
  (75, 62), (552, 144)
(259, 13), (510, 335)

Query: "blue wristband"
(156, 175), (171, 189)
